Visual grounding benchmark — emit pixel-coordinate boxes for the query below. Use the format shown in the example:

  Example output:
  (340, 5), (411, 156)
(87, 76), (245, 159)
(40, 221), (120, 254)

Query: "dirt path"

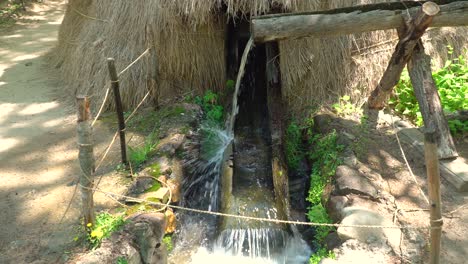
(0, 1), (117, 263)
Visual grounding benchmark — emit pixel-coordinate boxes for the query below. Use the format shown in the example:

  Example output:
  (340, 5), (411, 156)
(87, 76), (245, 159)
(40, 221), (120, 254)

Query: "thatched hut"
(52, 0), (468, 115)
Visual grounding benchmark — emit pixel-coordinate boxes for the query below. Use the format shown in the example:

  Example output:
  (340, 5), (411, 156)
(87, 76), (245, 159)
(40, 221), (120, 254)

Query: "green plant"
(116, 256), (128, 264)
(306, 130), (342, 263)
(390, 47), (467, 135)
(309, 248), (335, 264)
(163, 235), (173, 252)
(332, 95), (361, 118)
(285, 121), (304, 170)
(129, 132), (158, 168)
(195, 90), (224, 126)
(88, 212), (126, 249)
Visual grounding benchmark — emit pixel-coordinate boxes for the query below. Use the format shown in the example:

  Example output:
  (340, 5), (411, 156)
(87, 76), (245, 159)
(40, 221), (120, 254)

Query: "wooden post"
(408, 42), (458, 159)
(367, 2), (440, 109)
(107, 58), (128, 167)
(77, 96), (95, 229)
(424, 130), (443, 264)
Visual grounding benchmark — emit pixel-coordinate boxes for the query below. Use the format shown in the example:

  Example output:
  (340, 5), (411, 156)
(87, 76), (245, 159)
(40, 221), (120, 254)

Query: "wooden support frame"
(367, 2), (440, 109)
(408, 42), (458, 159)
(251, 1), (468, 43)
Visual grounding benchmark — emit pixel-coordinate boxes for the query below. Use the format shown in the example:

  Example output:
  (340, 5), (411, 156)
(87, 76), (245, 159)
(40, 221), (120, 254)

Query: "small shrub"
(332, 95), (361, 118)
(88, 212), (126, 249)
(195, 90), (224, 126)
(285, 121), (304, 170)
(390, 47), (468, 135)
(163, 235), (173, 252)
(309, 248), (335, 264)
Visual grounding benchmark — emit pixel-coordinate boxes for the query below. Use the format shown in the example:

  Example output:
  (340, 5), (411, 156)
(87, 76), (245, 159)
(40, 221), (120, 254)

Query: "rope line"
(82, 185), (433, 230)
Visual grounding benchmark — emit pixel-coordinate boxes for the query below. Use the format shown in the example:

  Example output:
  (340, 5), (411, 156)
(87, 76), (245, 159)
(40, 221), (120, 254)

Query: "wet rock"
(139, 187), (170, 204)
(337, 207), (401, 251)
(156, 134), (186, 156)
(164, 208), (176, 234)
(147, 156), (171, 175)
(166, 178), (180, 203)
(76, 213), (166, 264)
(129, 177), (156, 195)
(324, 232), (342, 250)
(326, 195), (349, 222)
(335, 165), (378, 199)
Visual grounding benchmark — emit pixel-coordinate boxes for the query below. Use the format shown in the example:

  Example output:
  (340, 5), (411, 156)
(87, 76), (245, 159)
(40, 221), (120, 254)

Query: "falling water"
(172, 36), (311, 263)
(227, 37), (254, 135)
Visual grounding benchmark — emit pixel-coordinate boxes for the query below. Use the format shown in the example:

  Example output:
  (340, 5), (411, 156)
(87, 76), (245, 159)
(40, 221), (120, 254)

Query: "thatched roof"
(52, 0), (468, 114)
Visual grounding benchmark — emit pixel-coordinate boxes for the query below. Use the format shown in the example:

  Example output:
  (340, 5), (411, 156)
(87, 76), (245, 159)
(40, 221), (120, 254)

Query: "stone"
(156, 133), (186, 156)
(127, 213), (166, 264)
(166, 178), (180, 203)
(148, 156), (171, 175)
(139, 187), (170, 204)
(335, 165), (378, 199)
(326, 195), (349, 222)
(165, 208), (176, 234)
(76, 213), (166, 264)
(129, 177), (156, 195)
(342, 149), (358, 167)
(324, 232), (342, 250)
(337, 207), (402, 251)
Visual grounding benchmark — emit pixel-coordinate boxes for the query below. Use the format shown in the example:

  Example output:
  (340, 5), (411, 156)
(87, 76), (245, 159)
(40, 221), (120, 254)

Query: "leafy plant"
(332, 95), (361, 118)
(306, 130), (342, 263)
(309, 248), (335, 264)
(285, 121), (304, 170)
(195, 90), (224, 126)
(163, 235), (173, 252)
(88, 212), (126, 249)
(116, 257), (128, 264)
(390, 47), (467, 135)
(129, 132), (158, 168)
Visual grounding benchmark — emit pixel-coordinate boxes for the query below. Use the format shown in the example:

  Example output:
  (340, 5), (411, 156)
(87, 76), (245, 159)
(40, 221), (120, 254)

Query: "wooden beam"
(251, 1), (468, 43)
(367, 2), (439, 109)
(408, 42), (458, 159)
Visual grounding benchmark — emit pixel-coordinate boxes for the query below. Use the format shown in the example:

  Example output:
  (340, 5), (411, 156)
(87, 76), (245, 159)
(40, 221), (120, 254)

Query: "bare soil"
(0, 1), (123, 263)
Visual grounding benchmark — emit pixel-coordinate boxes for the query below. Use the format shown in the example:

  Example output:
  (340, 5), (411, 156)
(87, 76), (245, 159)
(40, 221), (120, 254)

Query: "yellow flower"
(87, 223), (92, 227)
(91, 228), (104, 238)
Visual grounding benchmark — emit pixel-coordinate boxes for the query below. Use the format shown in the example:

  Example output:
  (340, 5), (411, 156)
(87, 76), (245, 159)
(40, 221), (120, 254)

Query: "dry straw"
(52, 0), (468, 115)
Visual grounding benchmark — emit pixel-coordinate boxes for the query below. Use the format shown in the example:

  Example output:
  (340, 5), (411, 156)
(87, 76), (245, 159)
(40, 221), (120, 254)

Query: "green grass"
(87, 212), (126, 249)
(389, 47), (467, 136)
(285, 121), (304, 170)
(195, 90), (224, 127)
(306, 130), (342, 263)
(116, 256), (128, 264)
(128, 132), (158, 169)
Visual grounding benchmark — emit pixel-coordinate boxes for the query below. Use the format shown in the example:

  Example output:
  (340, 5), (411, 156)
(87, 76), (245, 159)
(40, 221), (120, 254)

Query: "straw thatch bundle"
(52, 0), (468, 114)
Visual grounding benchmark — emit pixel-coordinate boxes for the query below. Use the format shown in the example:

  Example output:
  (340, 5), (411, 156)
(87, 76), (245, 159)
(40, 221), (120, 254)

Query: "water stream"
(172, 36), (310, 264)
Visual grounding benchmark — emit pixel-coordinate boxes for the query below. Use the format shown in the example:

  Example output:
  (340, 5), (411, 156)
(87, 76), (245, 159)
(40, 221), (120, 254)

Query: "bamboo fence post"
(77, 96), (95, 229)
(107, 58), (128, 167)
(424, 129), (443, 264)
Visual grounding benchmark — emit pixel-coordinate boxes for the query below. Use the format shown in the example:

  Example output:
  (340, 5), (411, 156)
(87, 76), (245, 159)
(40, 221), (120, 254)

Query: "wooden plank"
(367, 2), (440, 109)
(407, 42), (457, 159)
(251, 1), (468, 43)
